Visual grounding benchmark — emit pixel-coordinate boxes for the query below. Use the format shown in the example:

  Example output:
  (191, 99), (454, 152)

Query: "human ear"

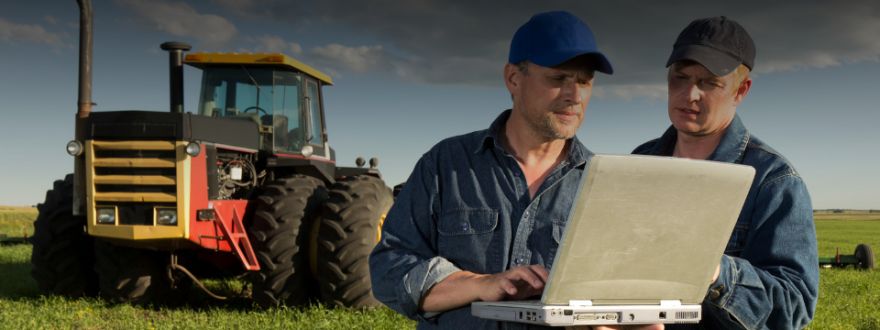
(503, 63), (521, 94)
(733, 78), (752, 106)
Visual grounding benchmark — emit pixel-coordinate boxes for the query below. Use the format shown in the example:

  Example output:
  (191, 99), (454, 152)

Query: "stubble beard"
(532, 111), (577, 140)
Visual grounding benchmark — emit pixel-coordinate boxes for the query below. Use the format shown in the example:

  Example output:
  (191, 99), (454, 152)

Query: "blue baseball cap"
(508, 11), (613, 74)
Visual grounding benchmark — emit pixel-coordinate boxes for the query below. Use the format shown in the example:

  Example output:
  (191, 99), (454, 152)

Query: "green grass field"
(0, 207), (414, 329)
(1, 208), (878, 329)
(810, 212), (880, 330)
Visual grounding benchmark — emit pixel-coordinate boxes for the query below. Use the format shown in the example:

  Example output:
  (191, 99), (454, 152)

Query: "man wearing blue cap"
(633, 17), (819, 329)
(370, 11), (620, 329)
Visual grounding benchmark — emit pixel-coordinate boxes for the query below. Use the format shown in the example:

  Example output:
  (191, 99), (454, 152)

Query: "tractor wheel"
(855, 244), (875, 270)
(30, 174), (98, 297)
(314, 175), (393, 308)
(94, 239), (171, 304)
(248, 175), (326, 307)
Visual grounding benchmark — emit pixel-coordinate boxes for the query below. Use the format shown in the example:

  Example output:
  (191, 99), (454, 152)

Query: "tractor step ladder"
(213, 207), (260, 271)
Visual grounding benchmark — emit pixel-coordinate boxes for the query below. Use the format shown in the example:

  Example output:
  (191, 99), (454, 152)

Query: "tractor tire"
(248, 175), (327, 307)
(30, 174), (98, 297)
(855, 244), (875, 270)
(315, 175), (393, 308)
(94, 239), (171, 304)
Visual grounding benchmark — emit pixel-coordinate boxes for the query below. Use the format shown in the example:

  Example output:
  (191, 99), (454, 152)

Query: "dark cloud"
(214, 0), (880, 97)
(119, 0), (238, 47)
(0, 18), (64, 47)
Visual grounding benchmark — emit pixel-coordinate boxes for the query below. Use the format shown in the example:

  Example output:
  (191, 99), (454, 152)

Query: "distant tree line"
(813, 209), (880, 213)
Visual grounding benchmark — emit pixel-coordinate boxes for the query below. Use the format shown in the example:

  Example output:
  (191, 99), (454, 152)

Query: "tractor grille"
(90, 141), (179, 225)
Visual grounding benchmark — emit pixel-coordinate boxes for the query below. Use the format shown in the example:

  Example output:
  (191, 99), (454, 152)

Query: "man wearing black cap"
(370, 11), (621, 329)
(633, 17), (819, 329)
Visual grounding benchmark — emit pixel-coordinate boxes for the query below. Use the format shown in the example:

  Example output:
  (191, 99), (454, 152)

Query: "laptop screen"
(542, 155), (754, 305)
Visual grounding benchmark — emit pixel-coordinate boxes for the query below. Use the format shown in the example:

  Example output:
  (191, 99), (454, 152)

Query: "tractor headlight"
(96, 207), (116, 224)
(66, 140), (84, 156)
(185, 142), (201, 156)
(301, 145), (314, 158)
(156, 208), (178, 226)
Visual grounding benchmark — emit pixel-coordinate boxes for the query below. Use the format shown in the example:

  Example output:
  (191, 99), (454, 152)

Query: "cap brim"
(532, 49), (614, 75)
(666, 44), (740, 76)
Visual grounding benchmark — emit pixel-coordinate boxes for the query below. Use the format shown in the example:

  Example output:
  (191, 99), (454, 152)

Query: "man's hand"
(421, 265), (549, 313)
(474, 264), (549, 301)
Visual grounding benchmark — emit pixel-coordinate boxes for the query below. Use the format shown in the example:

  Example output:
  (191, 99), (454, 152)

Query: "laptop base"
(472, 301), (701, 327)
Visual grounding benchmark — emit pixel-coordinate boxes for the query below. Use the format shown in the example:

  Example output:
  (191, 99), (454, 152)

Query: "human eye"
(668, 73), (688, 87)
(699, 79), (722, 90)
(544, 74), (567, 86)
(669, 75), (689, 85)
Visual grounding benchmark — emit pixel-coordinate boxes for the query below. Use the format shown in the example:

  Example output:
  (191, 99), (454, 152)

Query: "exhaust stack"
(76, 0), (92, 119)
(73, 0), (93, 216)
(160, 42), (192, 113)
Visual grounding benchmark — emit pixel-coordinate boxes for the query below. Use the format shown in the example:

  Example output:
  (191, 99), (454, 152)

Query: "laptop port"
(659, 311), (667, 319)
(574, 313), (598, 321)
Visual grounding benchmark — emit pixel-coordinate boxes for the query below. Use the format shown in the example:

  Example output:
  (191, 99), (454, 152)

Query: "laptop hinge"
(660, 300), (682, 307)
(568, 300), (593, 306)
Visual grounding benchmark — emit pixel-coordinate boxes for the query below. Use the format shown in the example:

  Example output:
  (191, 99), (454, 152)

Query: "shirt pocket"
(527, 217), (568, 269)
(724, 222), (749, 256)
(546, 218), (567, 268)
(437, 208), (500, 274)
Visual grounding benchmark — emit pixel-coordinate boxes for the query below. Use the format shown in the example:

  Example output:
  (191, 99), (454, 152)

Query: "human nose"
(685, 82), (701, 103)
(561, 80), (587, 105)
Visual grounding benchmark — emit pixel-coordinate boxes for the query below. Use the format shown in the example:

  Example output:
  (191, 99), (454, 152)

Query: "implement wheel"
(314, 175), (392, 308)
(30, 174), (98, 297)
(855, 244), (875, 270)
(94, 239), (171, 304)
(248, 175), (326, 307)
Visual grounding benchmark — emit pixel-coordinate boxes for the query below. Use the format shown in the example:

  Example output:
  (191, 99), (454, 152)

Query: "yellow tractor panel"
(184, 52), (333, 85)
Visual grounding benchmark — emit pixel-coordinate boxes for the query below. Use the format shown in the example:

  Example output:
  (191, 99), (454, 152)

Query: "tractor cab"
(184, 53), (333, 157)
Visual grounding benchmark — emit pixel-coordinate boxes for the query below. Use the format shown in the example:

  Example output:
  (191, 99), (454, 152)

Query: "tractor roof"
(184, 52), (333, 85)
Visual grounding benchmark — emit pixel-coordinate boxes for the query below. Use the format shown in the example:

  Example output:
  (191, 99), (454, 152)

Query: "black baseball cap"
(666, 16), (755, 76)
(509, 11), (613, 74)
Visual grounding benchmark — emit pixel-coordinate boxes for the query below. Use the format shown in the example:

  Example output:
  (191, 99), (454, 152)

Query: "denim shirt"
(632, 114), (819, 330)
(370, 110), (592, 329)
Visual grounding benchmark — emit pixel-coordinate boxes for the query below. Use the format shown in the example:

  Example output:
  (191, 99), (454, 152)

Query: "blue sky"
(1, 1), (878, 209)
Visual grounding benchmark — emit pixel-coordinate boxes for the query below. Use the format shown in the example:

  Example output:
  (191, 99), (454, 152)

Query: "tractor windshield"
(197, 66), (305, 151)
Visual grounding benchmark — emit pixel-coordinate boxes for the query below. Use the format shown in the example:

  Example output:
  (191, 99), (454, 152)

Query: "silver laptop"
(472, 154), (755, 326)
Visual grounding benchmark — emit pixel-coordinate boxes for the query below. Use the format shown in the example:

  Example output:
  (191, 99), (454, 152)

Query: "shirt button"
(515, 258), (525, 264)
(708, 285), (725, 300)
(460, 223), (469, 231)
(523, 211), (530, 218)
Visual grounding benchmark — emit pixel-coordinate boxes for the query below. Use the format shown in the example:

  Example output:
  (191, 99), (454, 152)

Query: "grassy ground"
(0, 242), (414, 329)
(0, 207), (414, 329)
(808, 212), (880, 329)
(1, 208), (877, 328)
(0, 206), (36, 238)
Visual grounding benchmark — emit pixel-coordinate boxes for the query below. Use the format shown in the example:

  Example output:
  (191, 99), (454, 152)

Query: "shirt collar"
(708, 114), (750, 163)
(476, 109), (591, 167)
(476, 109), (512, 154)
(648, 114), (750, 163)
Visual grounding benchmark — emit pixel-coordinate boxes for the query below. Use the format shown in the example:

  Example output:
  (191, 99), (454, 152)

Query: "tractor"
(29, 0), (392, 308)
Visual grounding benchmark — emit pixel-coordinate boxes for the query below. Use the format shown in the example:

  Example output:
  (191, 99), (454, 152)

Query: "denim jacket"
(632, 114), (819, 330)
(370, 110), (592, 329)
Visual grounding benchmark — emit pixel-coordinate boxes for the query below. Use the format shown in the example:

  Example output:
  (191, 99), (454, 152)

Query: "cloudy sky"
(1, 0), (878, 209)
